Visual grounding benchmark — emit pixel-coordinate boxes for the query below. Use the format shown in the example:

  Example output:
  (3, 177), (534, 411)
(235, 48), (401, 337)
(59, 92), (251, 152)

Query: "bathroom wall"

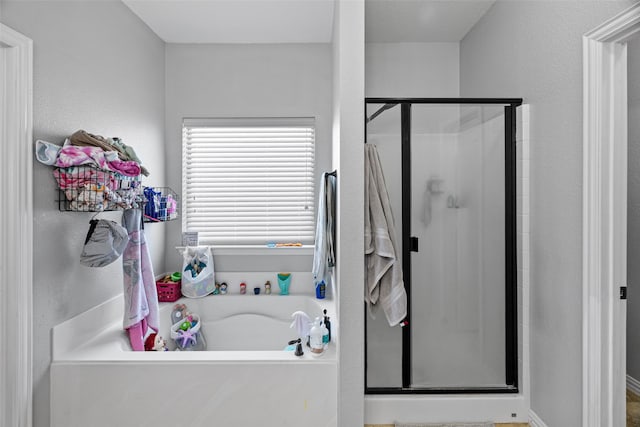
(628, 36), (640, 384)
(164, 43), (333, 273)
(366, 42), (459, 98)
(332, 1), (365, 425)
(460, 1), (634, 425)
(0, 2), (166, 427)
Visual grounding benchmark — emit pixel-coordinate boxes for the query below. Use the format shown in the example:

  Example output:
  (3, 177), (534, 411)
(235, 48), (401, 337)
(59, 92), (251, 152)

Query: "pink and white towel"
(122, 208), (159, 350)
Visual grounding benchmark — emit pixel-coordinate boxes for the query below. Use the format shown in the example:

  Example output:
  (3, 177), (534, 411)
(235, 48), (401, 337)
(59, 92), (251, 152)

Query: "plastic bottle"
(309, 317), (325, 355)
(322, 309), (331, 344)
(315, 280), (326, 299)
(320, 319), (329, 349)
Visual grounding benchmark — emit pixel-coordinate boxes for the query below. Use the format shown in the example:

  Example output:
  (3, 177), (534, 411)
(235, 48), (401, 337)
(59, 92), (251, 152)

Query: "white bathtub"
(51, 274), (337, 427)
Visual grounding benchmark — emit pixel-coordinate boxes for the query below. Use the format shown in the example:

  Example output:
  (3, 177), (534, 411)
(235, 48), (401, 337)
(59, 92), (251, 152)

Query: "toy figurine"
(265, 280), (271, 295)
(220, 282), (228, 295)
(212, 282), (221, 295)
(240, 282), (247, 294)
(144, 333), (168, 351)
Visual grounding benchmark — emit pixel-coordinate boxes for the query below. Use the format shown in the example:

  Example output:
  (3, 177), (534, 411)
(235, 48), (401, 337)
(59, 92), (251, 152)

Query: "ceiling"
(122, 0), (495, 44)
(366, 0), (495, 43)
(122, 0), (336, 44)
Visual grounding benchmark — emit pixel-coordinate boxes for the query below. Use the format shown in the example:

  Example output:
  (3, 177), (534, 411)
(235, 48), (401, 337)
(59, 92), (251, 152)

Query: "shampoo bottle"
(315, 280), (326, 299)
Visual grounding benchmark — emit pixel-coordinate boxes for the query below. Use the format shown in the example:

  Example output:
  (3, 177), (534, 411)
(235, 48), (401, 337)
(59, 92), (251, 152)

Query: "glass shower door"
(364, 98), (520, 393)
(410, 104), (507, 388)
(365, 102), (403, 388)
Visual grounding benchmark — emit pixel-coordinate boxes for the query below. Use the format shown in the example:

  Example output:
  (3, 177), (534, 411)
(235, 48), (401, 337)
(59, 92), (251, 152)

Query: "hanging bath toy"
(181, 246), (215, 298)
(170, 312), (206, 351)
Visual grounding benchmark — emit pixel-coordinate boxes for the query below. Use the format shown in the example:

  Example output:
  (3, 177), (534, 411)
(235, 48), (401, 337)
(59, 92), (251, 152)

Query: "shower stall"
(365, 98), (522, 393)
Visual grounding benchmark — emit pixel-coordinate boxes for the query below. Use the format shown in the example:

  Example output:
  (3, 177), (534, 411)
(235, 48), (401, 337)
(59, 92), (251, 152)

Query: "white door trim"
(0, 23), (33, 427)
(583, 3), (640, 426)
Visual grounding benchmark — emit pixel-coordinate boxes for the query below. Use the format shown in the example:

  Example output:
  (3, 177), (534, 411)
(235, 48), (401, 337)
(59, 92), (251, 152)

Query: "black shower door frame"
(364, 98), (523, 395)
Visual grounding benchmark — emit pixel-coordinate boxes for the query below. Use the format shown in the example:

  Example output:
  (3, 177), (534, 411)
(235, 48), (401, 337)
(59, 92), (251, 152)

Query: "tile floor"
(629, 389), (640, 427)
(363, 392), (640, 427)
(365, 424), (528, 427)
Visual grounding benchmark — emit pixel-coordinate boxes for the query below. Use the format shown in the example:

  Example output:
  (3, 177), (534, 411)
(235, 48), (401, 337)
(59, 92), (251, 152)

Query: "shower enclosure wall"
(365, 98), (522, 393)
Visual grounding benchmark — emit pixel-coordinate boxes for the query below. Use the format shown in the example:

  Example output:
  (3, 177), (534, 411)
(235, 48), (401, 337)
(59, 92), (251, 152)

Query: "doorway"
(582, 3), (640, 426)
(627, 31), (640, 427)
(0, 23), (33, 427)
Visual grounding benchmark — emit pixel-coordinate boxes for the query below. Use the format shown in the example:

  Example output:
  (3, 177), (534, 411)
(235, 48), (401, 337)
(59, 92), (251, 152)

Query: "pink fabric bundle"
(55, 145), (141, 177)
(53, 166), (116, 190)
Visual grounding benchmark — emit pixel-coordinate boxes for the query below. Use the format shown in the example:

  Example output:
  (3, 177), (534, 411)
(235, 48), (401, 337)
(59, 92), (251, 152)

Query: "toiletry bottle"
(322, 309), (331, 343)
(320, 318), (329, 349)
(309, 317), (324, 355)
(315, 280), (326, 299)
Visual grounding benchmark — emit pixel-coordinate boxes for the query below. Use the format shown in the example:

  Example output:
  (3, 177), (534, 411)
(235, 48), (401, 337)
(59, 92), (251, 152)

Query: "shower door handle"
(410, 236), (419, 252)
(621, 286), (627, 300)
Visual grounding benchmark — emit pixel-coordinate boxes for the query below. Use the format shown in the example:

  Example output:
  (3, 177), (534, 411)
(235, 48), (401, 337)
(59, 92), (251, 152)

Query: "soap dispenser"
(309, 317), (325, 356)
(322, 309), (331, 344)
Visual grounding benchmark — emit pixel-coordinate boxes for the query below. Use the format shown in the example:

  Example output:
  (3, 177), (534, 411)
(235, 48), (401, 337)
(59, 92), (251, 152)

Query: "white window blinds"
(182, 118), (316, 246)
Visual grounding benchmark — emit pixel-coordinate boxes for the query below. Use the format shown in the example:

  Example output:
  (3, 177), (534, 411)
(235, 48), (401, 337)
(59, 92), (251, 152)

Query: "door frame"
(582, 3), (640, 426)
(0, 23), (33, 427)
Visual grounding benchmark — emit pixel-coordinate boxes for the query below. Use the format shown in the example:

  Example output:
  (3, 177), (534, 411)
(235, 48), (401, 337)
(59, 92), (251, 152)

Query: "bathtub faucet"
(288, 338), (304, 356)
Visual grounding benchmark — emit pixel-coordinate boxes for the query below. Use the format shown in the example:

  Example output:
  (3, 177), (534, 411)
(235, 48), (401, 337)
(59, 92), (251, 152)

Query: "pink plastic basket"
(156, 279), (181, 302)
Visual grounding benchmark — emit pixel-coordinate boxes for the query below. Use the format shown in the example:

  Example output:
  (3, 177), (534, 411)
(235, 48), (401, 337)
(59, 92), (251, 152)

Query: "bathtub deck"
(51, 289), (338, 427)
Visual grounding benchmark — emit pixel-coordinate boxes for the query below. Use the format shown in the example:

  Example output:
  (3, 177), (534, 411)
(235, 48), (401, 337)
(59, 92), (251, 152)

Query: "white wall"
(333, 1), (365, 425)
(366, 42), (459, 97)
(460, 1), (634, 425)
(0, 2), (166, 427)
(628, 35), (640, 383)
(164, 43), (333, 273)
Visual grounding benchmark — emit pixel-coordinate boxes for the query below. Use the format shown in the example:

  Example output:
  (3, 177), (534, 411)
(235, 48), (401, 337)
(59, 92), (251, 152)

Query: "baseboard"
(528, 410), (548, 427)
(628, 375), (640, 395)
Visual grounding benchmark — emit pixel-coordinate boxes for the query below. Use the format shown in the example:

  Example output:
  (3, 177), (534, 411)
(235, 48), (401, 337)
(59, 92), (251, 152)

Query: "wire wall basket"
(55, 166), (143, 212)
(143, 187), (179, 222)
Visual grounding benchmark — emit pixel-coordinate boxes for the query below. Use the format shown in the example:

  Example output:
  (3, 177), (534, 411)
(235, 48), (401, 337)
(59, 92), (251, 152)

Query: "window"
(182, 118), (315, 246)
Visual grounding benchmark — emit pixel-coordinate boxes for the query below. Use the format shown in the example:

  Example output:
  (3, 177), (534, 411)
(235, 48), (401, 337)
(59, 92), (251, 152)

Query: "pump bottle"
(309, 317), (325, 355)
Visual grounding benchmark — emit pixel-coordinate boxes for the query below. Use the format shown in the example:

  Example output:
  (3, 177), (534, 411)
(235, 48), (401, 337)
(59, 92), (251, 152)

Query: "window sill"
(175, 245), (314, 256)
